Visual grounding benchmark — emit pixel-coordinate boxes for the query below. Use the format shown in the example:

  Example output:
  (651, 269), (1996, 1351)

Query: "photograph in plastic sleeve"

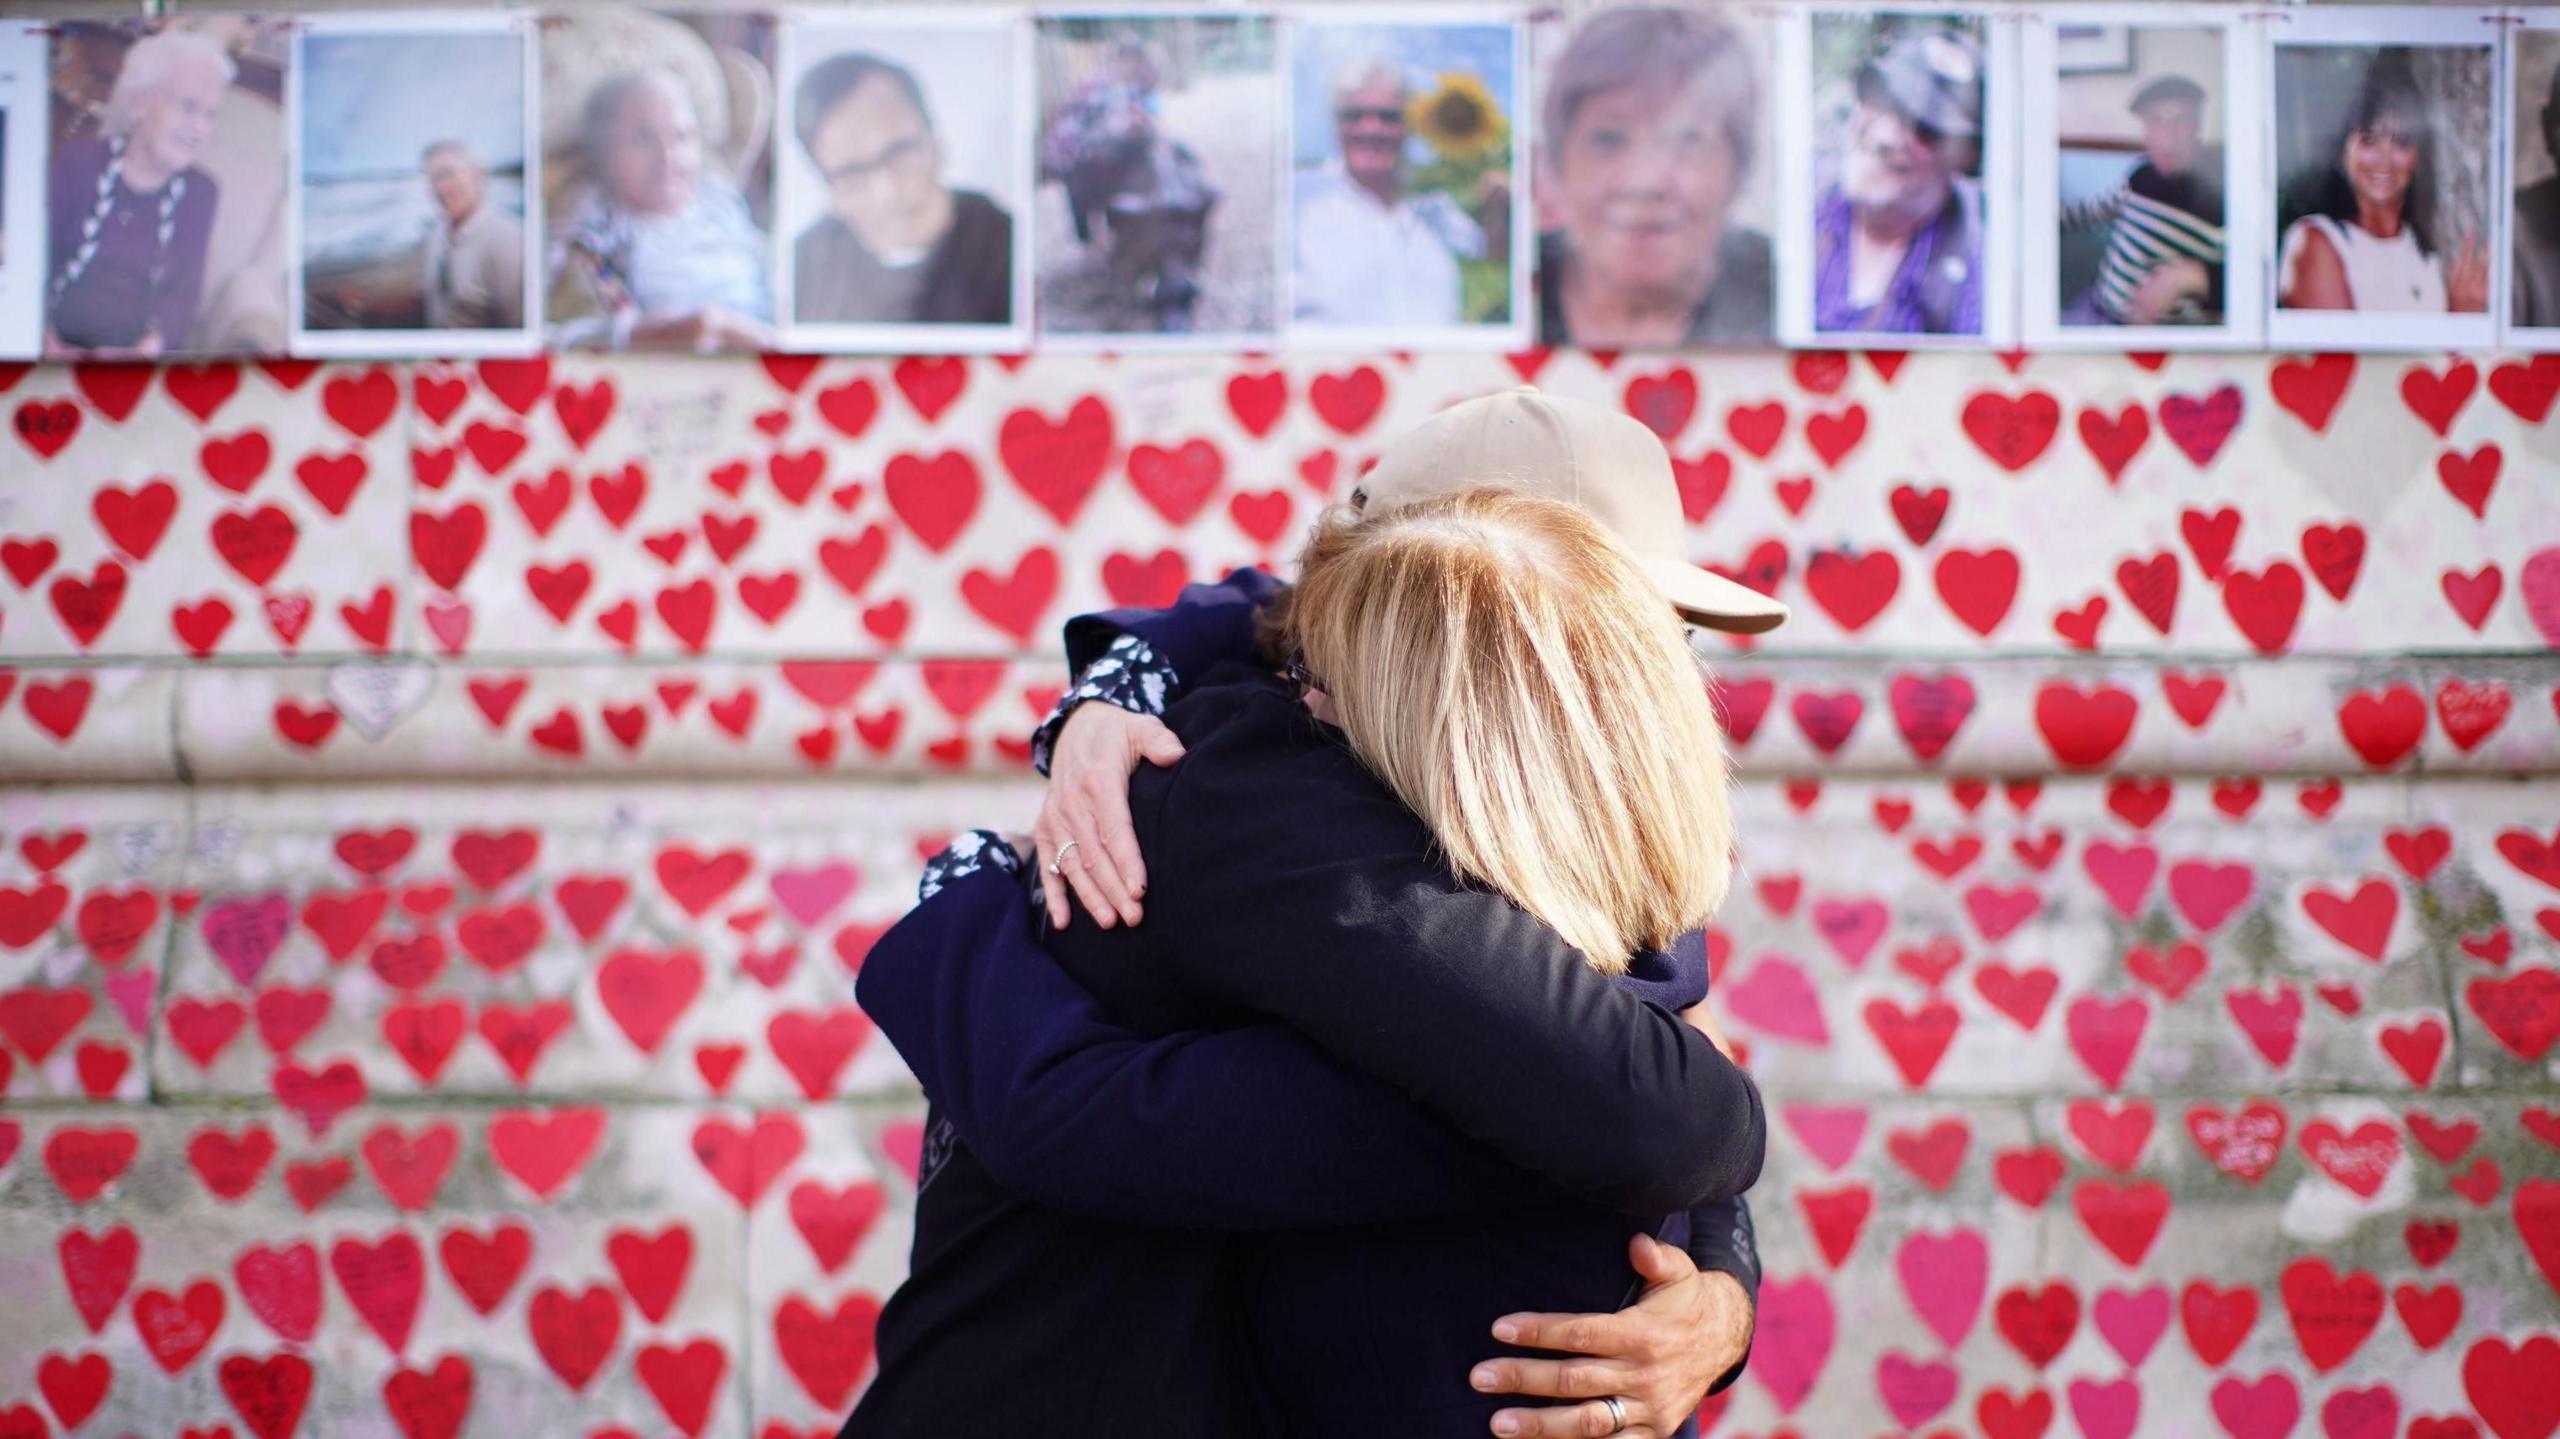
(291, 14), (537, 355)
(42, 17), (294, 358)
(1778, 6), (2015, 346)
(1286, 11), (1529, 348)
(2268, 8), (2496, 353)
(538, 11), (777, 353)
(779, 7), (1030, 352)
(1034, 12), (1278, 346)
(0, 21), (46, 358)
(1529, 5), (1775, 348)
(2022, 7), (2263, 349)
(2507, 17), (2560, 345)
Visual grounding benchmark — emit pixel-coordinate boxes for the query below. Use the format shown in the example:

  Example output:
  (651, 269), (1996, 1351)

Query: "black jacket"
(848, 667), (1764, 1435)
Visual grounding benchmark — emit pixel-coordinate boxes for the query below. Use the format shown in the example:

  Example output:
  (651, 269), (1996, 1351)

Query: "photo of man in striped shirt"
(2058, 72), (2227, 327)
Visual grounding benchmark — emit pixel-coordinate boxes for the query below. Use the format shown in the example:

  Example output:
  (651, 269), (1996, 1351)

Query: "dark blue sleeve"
(1686, 1194), (1759, 1393)
(1062, 566), (1288, 681)
(856, 867), (1536, 1229)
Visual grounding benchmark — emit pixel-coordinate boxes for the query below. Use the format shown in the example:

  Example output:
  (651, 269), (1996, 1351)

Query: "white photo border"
(778, 5), (1035, 356)
(2020, 4), (2266, 351)
(2263, 4), (2504, 355)
(0, 21), (48, 360)
(288, 9), (542, 358)
(1030, 6), (1284, 354)
(1279, 2), (1534, 353)
(1776, 2), (2022, 351)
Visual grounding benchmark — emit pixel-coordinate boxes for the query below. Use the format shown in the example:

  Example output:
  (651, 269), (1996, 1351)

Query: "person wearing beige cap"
(1032, 386), (1784, 932)
(842, 399), (1771, 1434)
(1001, 385), (1772, 1431)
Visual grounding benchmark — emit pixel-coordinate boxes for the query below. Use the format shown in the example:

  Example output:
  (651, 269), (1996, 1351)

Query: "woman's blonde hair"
(1285, 487), (1734, 972)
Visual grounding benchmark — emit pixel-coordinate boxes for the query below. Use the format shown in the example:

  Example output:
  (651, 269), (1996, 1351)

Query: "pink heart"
(878, 1120), (926, 1185)
(1895, 1229), (1987, 1349)
(2069, 1376), (2143, 1439)
(2082, 841), (2160, 920)
(2212, 1372), (2302, 1439)
(202, 894), (292, 987)
(2167, 861), (2254, 932)
(1780, 1103), (1868, 1172)
(423, 595), (473, 654)
(1724, 957), (1830, 1045)
(2093, 1284), (2170, 1367)
(770, 863), (859, 929)
(104, 970), (156, 1037)
(1876, 1351), (1957, 1429)
(2322, 1386), (2399, 1439)
(1750, 1278), (1834, 1416)
(2067, 994), (2151, 1089)
(1811, 899), (1888, 968)
(2522, 547), (2560, 646)
(1964, 883), (2042, 940)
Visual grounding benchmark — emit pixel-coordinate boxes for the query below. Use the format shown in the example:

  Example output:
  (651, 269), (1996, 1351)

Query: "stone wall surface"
(3, 344), (2558, 1437)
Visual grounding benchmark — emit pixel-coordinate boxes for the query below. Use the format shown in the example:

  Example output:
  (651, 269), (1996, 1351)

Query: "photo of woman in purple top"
(45, 30), (229, 356)
(1808, 18), (1985, 336)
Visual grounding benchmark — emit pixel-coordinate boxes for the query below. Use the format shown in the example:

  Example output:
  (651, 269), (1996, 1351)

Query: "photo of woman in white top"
(2277, 45), (2486, 313)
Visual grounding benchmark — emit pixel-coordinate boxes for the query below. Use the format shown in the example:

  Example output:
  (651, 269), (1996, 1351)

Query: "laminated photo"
(2505, 13), (2560, 347)
(2022, 5), (2265, 349)
(779, 6), (1032, 353)
(1285, 8), (1530, 350)
(1529, 4), (1776, 349)
(538, 11), (778, 353)
(2267, 6), (2498, 353)
(291, 12), (540, 356)
(1777, 4), (2019, 347)
(1034, 11), (1280, 348)
(43, 17), (296, 358)
(0, 21), (46, 358)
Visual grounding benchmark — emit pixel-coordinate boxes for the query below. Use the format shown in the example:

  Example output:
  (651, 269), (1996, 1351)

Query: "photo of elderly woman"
(540, 12), (775, 352)
(1290, 18), (1524, 344)
(295, 17), (533, 350)
(2275, 43), (2490, 317)
(1803, 11), (1990, 338)
(45, 19), (293, 357)
(1532, 7), (1773, 349)
(1036, 15), (1276, 342)
(779, 12), (1026, 350)
(2054, 30), (2229, 329)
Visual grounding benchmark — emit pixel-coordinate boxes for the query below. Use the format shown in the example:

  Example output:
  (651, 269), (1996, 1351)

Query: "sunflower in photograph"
(1406, 71), (1507, 164)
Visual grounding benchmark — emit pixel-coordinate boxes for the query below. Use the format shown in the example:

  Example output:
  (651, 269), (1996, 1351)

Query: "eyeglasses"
(1284, 647), (1324, 694)
(823, 132), (932, 190)
(1337, 106), (1405, 127)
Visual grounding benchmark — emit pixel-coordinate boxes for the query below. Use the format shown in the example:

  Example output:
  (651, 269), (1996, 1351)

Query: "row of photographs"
(1, 5), (2557, 359)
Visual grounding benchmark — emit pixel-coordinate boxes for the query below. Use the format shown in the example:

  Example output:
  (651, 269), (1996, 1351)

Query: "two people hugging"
(842, 388), (1785, 1438)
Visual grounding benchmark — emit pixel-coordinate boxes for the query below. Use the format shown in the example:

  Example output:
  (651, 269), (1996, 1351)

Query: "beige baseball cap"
(1353, 386), (1792, 634)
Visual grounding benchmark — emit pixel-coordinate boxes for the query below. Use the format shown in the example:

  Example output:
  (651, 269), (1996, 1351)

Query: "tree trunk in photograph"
(2416, 46), (2491, 247)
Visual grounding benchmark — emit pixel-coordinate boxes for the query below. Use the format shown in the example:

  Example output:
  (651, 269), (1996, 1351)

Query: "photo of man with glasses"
(1808, 16), (1985, 336)
(790, 47), (1014, 327)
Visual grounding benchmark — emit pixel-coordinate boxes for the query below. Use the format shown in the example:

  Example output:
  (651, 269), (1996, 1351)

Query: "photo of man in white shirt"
(1289, 24), (1518, 339)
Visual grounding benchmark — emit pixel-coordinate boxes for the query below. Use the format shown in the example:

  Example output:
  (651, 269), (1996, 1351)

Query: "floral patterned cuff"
(917, 829), (1025, 902)
(1027, 633), (1178, 778)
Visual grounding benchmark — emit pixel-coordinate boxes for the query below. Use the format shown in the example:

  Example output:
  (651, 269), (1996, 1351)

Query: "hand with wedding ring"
(1031, 701), (1188, 929)
(1468, 1234), (1753, 1438)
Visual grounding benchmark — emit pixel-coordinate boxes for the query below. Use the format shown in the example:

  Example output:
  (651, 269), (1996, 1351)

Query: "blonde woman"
(850, 481), (1767, 1437)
